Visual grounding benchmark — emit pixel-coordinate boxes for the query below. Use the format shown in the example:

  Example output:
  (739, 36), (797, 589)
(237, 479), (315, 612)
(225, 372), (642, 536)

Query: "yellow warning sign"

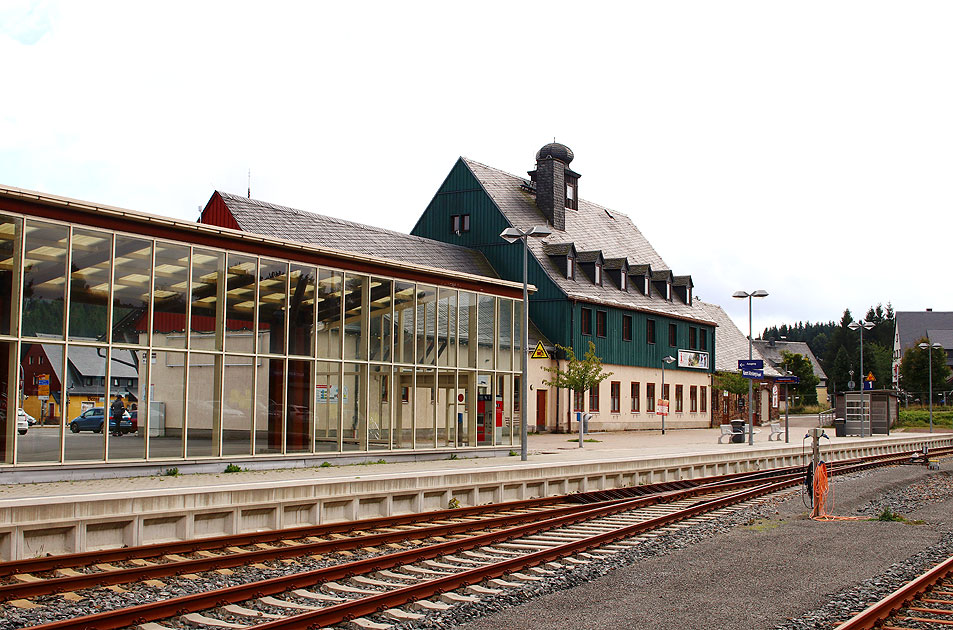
(531, 341), (549, 359)
(865, 371), (876, 382)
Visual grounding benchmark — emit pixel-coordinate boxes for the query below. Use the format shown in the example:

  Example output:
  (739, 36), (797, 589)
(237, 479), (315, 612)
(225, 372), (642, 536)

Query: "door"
(536, 389), (547, 430)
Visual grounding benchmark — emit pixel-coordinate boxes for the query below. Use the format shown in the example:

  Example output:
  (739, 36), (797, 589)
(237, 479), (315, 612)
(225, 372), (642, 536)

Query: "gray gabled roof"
(695, 301), (781, 376)
(896, 311), (953, 353)
(217, 192), (498, 278)
(752, 339), (828, 383)
(462, 158), (714, 325)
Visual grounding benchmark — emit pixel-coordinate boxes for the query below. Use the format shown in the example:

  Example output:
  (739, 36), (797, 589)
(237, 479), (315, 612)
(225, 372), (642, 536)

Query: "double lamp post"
(733, 289), (768, 446)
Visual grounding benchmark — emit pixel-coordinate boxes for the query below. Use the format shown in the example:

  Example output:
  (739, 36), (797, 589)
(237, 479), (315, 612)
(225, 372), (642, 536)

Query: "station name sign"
(739, 359), (763, 379)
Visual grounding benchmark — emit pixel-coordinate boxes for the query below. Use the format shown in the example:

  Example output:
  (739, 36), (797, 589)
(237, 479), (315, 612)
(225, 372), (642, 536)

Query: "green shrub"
(897, 408), (953, 429)
(319, 461), (333, 468)
(224, 463), (243, 473)
(163, 467), (179, 477)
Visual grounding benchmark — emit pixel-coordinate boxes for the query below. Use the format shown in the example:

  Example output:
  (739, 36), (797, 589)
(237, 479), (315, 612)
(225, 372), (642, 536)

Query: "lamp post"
(660, 355), (675, 434)
(918, 340), (943, 433)
(500, 224), (552, 461)
(732, 289), (768, 445)
(848, 320), (875, 437)
(783, 370), (792, 444)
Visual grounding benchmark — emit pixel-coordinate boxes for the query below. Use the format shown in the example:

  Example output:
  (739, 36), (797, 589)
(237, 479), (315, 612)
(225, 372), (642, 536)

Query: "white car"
(16, 413), (27, 435)
(17, 408), (36, 426)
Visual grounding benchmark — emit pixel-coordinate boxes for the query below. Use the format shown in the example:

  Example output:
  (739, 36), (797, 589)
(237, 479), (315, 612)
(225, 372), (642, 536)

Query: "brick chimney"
(528, 142), (578, 231)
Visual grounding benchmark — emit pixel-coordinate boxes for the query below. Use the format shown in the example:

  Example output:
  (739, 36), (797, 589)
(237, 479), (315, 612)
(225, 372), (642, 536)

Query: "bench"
(768, 422), (785, 441)
(718, 425), (735, 443)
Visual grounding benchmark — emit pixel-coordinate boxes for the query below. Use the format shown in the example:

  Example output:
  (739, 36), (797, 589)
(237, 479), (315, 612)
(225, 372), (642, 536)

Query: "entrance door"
(536, 390), (547, 430)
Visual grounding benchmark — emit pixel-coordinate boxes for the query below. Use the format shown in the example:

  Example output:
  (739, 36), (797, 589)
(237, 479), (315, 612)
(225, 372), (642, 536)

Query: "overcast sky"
(2, 1), (950, 335)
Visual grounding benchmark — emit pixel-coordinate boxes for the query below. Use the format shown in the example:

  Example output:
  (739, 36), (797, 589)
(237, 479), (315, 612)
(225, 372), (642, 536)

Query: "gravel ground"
(402, 464), (953, 630)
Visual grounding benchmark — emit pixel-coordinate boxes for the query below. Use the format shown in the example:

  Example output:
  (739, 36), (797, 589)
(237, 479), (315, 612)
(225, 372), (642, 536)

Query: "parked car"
(16, 412), (27, 435)
(17, 408), (36, 426)
(68, 407), (134, 434)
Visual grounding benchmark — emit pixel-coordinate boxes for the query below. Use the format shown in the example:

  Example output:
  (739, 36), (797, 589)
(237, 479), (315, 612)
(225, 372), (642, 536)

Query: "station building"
(0, 185), (527, 467)
(411, 144), (717, 432)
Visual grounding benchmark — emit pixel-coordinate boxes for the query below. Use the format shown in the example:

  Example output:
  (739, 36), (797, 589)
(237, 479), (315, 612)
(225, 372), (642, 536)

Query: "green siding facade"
(411, 159), (714, 372)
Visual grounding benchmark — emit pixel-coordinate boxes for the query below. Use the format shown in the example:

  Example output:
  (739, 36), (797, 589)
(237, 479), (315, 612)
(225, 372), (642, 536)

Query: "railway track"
(834, 554), (953, 630)
(1, 448), (945, 630)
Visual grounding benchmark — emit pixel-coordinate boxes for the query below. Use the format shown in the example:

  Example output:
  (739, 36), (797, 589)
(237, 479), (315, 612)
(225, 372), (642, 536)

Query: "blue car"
(69, 408), (134, 434)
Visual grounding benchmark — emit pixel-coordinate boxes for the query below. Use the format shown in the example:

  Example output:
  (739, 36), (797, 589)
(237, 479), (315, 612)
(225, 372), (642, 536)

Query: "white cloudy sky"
(2, 1), (950, 335)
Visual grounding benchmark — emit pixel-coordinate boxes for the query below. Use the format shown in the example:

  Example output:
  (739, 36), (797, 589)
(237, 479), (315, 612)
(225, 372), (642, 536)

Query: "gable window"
(594, 264), (602, 285)
(596, 311), (607, 337)
(689, 327), (697, 350)
(675, 385), (683, 412)
(451, 214), (470, 234)
(630, 382), (640, 412)
(646, 383), (656, 412)
(567, 256), (575, 279)
(669, 323), (677, 347)
(610, 381), (620, 413)
(622, 315), (632, 342)
(646, 319), (656, 344)
(581, 308), (592, 336)
(690, 385), (697, 412)
(589, 384), (600, 412)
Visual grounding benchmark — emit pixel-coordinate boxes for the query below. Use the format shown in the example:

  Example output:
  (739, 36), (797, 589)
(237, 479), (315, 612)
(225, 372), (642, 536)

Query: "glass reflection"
(152, 242), (190, 349)
(111, 236), (152, 345)
(68, 229), (112, 342)
(22, 221), (69, 339)
(0, 215), (22, 337)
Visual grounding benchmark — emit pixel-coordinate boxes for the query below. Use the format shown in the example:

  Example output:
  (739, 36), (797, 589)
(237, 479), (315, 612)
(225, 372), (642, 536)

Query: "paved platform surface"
(0, 416), (942, 502)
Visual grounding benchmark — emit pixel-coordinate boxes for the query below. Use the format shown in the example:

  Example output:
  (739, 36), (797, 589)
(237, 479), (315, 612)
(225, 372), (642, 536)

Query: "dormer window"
(567, 256), (575, 279)
(644, 277), (649, 294)
(594, 264), (602, 285)
(666, 283), (671, 300)
(565, 176), (579, 210)
(620, 273), (627, 291)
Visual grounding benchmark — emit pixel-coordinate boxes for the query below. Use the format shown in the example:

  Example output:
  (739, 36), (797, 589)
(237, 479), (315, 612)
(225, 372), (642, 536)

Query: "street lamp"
(660, 355), (675, 434)
(917, 340), (943, 433)
(501, 224), (553, 461)
(848, 320), (875, 437)
(783, 370), (792, 444)
(732, 289), (768, 445)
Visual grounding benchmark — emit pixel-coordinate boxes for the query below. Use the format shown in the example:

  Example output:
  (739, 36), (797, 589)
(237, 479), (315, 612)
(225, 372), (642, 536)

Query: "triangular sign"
(531, 341), (550, 359)
(865, 371), (876, 381)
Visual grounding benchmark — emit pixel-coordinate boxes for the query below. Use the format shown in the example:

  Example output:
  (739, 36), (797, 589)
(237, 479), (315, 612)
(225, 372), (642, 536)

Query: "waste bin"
(730, 419), (746, 444)
(834, 417), (846, 437)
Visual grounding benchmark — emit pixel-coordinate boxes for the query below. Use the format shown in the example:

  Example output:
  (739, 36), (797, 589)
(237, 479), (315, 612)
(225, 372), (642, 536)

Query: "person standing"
(110, 396), (126, 436)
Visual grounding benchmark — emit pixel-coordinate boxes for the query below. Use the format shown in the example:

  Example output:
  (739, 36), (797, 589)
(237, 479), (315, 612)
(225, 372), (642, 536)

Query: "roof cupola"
(528, 141), (580, 231)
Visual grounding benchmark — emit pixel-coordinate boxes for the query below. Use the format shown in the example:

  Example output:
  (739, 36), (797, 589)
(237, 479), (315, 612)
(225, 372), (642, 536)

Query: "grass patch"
(567, 438), (602, 443)
(744, 519), (782, 532)
(871, 507), (924, 524)
(897, 407), (953, 430)
(318, 461), (333, 468)
(224, 463), (243, 473)
(348, 459), (387, 466)
(448, 453), (459, 460)
(163, 467), (179, 477)
(509, 450), (518, 456)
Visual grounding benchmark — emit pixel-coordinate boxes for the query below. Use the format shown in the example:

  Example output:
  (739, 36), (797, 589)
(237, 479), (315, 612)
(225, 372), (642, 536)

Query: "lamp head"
(919, 342), (931, 350)
(500, 227), (523, 244)
(732, 291), (749, 299)
(863, 322), (875, 330)
(751, 289), (769, 298)
(663, 355), (675, 364)
(528, 225), (552, 238)
(848, 322), (860, 331)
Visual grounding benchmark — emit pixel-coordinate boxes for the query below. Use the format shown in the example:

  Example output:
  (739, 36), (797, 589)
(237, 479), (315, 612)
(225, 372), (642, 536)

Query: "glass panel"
(224, 254), (257, 354)
(459, 369), (476, 446)
(343, 273), (367, 361)
(315, 361), (340, 452)
(107, 347), (143, 460)
(256, 357), (284, 454)
(288, 264), (317, 357)
(15, 341), (62, 463)
(317, 269), (342, 360)
(498, 298), (513, 372)
(68, 229), (112, 342)
(286, 359), (312, 453)
(342, 362), (365, 451)
(415, 367), (436, 447)
(111, 236), (152, 346)
(416, 286), (436, 365)
(22, 221), (68, 339)
(0, 215), (22, 337)
(477, 372), (496, 446)
(437, 369), (457, 447)
(64, 345), (106, 462)
(514, 298), (523, 374)
(437, 289), (456, 367)
(190, 249), (224, 351)
(477, 295), (496, 371)
(393, 281), (415, 365)
(1, 342), (13, 463)
(222, 355), (254, 456)
(499, 372), (514, 445)
(152, 242), (190, 349)
(258, 259), (288, 356)
(147, 350), (186, 459)
(186, 352), (220, 458)
(368, 278), (392, 362)
(458, 292), (476, 369)
(394, 366), (413, 449)
(368, 363), (391, 450)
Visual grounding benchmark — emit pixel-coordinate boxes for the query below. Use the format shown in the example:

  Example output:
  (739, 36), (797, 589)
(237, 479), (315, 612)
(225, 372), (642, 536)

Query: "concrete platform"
(0, 419), (949, 562)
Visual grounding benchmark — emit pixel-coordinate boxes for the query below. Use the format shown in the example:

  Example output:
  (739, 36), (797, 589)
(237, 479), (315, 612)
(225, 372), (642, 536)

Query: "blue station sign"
(738, 359), (764, 370)
(775, 376), (800, 384)
(741, 368), (763, 379)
